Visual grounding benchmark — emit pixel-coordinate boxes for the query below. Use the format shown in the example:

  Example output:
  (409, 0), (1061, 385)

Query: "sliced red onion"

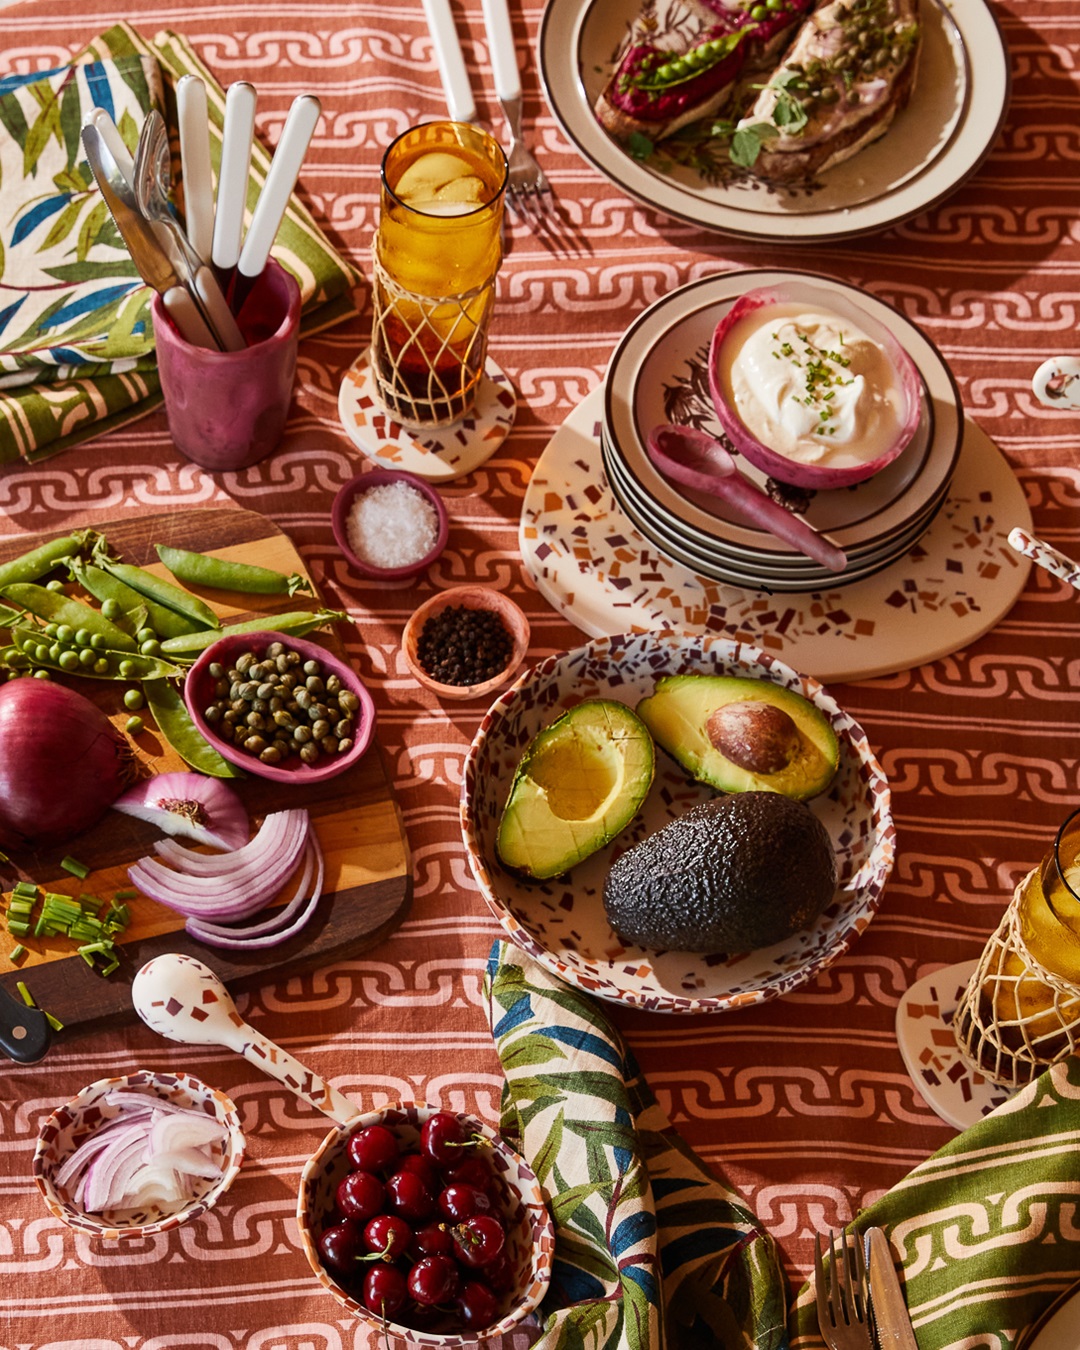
(185, 832), (325, 950)
(112, 772), (249, 851)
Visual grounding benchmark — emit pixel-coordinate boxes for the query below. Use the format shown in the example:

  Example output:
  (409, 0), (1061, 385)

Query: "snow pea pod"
(4, 627), (182, 680)
(2, 583), (137, 652)
(159, 608), (347, 658)
(0, 530), (97, 590)
(142, 678), (242, 779)
(92, 554), (220, 632)
(154, 544), (312, 597)
(71, 559), (203, 640)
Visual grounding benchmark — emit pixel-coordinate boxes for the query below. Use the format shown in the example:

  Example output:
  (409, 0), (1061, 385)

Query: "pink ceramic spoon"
(646, 424), (848, 574)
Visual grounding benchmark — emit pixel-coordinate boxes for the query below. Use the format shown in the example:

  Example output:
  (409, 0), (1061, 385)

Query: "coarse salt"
(346, 481), (439, 569)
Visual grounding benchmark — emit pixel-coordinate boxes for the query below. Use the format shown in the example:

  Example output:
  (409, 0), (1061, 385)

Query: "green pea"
(123, 688), (145, 711)
(48, 643), (61, 662)
(59, 650), (80, 672)
(45, 579), (65, 593)
(750, 3), (767, 17)
(75, 628), (92, 647)
(2, 583), (136, 652)
(34, 644), (50, 662)
(125, 715), (144, 736)
(55, 624), (74, 644)
(90, 632), (107, 650)
(119, 660), (137, 678)
(101, 598), (123, 622)
(140, 638), (162, 657)
(94, 658), (110, 675)
(44, 623), (59, 639)
(79, 648), (98, 668)
(136, 628), (157, 645)
(32, 668), (51, 680)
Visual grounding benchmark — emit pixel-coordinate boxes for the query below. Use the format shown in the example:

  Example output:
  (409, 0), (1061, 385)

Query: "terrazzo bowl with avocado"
(460, 632), (894, 1015)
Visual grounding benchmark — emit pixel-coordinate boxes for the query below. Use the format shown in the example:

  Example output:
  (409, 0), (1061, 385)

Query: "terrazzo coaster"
(520, 389), (1032, 684)
(338, 348), (516, 481)
(895, 958), (1014, 1129)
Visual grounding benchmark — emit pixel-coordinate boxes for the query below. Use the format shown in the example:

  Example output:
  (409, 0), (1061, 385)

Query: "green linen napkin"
(789, 1053), (1080, 1348)
(0, 21), (361, 465)
(484, 939), (790, 1350)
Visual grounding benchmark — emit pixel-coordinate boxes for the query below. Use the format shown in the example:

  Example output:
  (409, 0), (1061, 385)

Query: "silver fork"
(815, 1230), (874, 1350)
(481, 0), (554, 225)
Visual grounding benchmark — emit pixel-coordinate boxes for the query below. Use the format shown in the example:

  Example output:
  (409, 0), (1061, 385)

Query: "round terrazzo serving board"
(520, 387), (1032, 684)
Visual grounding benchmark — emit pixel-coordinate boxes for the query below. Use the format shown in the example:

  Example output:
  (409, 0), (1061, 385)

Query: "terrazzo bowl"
(461, 630), (895, 1014)
(297, 1102), (554, 1345)
(331, 468), (449, 580)
(402, 586), (530, 702)
(33, 1069), (245, 1238)
(185, 630), (376, 783)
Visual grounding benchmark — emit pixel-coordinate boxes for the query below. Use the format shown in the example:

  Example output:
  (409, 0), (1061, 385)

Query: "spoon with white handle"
(420, 0), (477, 123)
(212, 81), (257, 284)
(132, 952), (358, 1126)
(1008, 526), (1080, 592)
(177, 75), (215, 263)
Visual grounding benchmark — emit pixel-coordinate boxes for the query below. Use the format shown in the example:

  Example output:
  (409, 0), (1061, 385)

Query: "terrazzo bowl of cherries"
(402, 587), (530, 703)
(297, 1103), (554, 1345)
(332, 469), (449, 580)
(184, 630), (376, 784)
(33, 1069), (245, 1240)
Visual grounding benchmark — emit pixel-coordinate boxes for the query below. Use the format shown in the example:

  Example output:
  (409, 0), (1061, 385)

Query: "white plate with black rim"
(539, 0), (1008, 240)
(602, 268), (963, 564)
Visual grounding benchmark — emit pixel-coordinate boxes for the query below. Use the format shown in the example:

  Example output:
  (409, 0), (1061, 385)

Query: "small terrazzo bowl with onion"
(184, 630), (376, 784)
(402, 587), (530, 702)
(33, 1069), (245, 1239)
(332, 469), (449, 580)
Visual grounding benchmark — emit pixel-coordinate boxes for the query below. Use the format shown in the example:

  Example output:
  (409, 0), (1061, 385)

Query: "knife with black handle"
(0, 982), (51, 1063)
(866, 1226), (920, 1348)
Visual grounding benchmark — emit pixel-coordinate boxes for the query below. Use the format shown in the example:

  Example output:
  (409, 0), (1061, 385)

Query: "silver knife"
(866, 1227), (920, 1349)
(82, 119), (218, 350)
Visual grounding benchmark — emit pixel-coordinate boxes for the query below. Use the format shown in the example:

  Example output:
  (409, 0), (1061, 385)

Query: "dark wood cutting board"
(0, 509), (411, 1038)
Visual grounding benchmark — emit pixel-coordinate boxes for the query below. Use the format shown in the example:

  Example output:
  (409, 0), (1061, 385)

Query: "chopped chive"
(60, 855), (90, 880)
(114, 889), (138, 901)
(8, 898), (35, 915)
(8, 944), (25, 961)
(6, 920), (30, 937)
(16, 980), (34, 1006)
(45, 1011), (64, 1032)
(12, 881), (38, 899)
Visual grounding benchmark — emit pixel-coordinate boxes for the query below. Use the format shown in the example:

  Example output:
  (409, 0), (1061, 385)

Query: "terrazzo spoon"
(132, 952), (357, 1126)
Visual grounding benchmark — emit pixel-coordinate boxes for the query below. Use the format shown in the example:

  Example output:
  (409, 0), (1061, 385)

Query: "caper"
(295, 687), (312, 710)
(259, 746), (283, 765)
(286, 651), (301, 667)
(246, 711), (265, 730)
(320, 736), (339, 754)
(266, 641), (285, 659)
(311, 718), (331, 741)
(299, 743), (320, 765)
(293, 724), (312, 744)
(248, 663), (268, 681)
(235, 652), (255, 674)
(209, 662), (225, 679)
(280, 672), (297, 691)
(244, 734), (268, 753)
(276, 654), (291, 673)
(305, 675), (325, 695)
(239, 680), (259, 700)
(338, 691), (361, 713)
(204, 704), (222, 724)
(256, 681), (276, 701)
(325, 674), (342, 695)
(273, 709), (296, 729)
(337, 738), (354, 754)
(251, 698), (269, 715)
(820, 85), (840, 103)
(335, 719), (353, 740)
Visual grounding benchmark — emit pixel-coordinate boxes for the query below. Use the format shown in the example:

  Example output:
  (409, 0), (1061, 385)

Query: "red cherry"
(452, 1213), (506, 1268)
(438, 1182), (492, 1222)
(446, 1155), (494, 1191)
(397, 1151), (441, 1191)
(386, 1168), (436, 1222)
(347, 1123), (399, 1172)
(362, 1213), (412, 1260)
(317, 1219), (364, 1274)
(482, 1248), (517, 1293)
(408, 1254), (460, 1306)
(336, 1169), (386, 1223)
(420, 1111), (469, 1165)
(411, 1221), (454, 1258)
(457, 1279), (501, 1329)
(363, 1262), (407, 1318)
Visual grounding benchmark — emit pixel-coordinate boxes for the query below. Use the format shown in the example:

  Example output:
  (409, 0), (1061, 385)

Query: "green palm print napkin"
(788, 1053), (1080, 1348)
(485, 939), (790, 1350)
(0, 22), (360, 465)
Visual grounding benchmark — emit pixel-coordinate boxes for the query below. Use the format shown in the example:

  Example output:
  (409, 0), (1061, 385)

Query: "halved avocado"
(635, 674), (838, 800)
(495, 699), (655, 879)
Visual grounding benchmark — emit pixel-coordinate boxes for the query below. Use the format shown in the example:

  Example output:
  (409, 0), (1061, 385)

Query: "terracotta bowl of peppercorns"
(296, 1102), (554, 1344)
(402, 587), (530, 703)
(184, 631), (377, 783)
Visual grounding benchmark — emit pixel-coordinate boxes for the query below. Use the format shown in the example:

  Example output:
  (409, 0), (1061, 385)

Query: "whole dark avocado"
(603, 791), (836, 953)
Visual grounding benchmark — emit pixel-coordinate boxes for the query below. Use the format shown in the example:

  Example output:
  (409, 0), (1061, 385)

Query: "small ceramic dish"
(33, 1069), (245, 1239)
(461, 630), (895, 1015)
(332, 469), (449, 580)
(297, 1102), (554, 1345)
(708, 278), (922, 490)
(402, 587), (530, 703)
(184, 630), (376, 784)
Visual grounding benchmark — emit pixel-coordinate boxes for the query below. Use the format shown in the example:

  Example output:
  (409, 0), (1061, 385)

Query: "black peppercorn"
(416, 605), (513, 687)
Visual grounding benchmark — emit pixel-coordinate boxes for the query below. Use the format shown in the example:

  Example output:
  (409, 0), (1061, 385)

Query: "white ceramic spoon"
(132, 952), (357, 1126)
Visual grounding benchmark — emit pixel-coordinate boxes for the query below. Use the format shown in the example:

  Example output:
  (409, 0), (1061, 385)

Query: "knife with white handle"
(177, 74), (215, 262)
(212, 81), (257, 276)
(866, 1228), (919, 1349)
(480, 0), (520, 103)
(420, 0), (477, 123)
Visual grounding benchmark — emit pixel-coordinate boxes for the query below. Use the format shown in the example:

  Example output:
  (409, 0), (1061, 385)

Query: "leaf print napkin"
(485, 939), (790, 1350)
(788, 1053), (1080, 1349)
(0, 22), (361, 465)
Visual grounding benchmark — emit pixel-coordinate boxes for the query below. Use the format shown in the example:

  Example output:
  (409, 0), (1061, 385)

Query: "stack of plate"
(601, 270), (964, 593)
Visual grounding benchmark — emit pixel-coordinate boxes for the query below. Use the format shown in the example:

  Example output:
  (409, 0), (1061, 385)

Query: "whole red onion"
(0, 678), (134, 851)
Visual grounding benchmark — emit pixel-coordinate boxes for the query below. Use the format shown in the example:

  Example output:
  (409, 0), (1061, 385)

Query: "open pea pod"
(160, 608), (347, 659)
(142, 678), (242, 779)
(91, 546), (220, 632)
(70, 559), (202, 640)
(2, 582), (137, 652)
(3, 626), (183, 681)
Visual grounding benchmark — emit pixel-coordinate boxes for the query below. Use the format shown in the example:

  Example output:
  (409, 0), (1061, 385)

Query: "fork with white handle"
(480, 0), (554, 225)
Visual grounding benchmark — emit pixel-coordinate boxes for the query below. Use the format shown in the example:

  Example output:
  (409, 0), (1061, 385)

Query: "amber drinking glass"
(370, 121), (508, 428)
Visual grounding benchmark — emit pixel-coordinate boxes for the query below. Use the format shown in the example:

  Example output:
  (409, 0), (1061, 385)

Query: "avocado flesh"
(636, 674), (839, 800)
(496, 699), (655, 880)
(603, 791), (837, 954)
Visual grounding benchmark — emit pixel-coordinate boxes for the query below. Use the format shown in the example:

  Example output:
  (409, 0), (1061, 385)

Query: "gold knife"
(866, 1227), (919, 1348)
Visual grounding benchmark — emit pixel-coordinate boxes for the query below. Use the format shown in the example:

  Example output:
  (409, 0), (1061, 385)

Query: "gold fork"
(815, 1230), (874, 1350)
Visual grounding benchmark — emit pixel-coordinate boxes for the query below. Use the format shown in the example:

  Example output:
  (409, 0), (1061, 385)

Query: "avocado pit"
(706, 700), (801, 776)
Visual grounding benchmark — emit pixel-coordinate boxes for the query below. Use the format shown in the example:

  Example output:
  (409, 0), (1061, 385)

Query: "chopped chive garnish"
(8, 944), (25, 961)
(6, 920), (29, 937)
(44, 1010), (64, 1031)
(114, 889), (138, 901)
(60, 856), (90, 879)
(12, 881), (38, 899)
(16, 980), (34, 1006)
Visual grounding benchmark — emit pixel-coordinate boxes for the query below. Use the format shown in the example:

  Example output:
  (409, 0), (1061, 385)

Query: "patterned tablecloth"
(0, 0), (1077, 1346)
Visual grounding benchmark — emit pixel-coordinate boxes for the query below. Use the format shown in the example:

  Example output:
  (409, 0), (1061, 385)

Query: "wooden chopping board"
(0, 509), (411, 1038)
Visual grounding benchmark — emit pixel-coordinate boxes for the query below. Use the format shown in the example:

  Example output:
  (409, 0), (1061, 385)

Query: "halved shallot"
(112, 772), (249, 851)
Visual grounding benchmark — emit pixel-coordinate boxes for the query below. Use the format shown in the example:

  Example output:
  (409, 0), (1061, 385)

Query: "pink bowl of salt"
(332, 470), (449, 580)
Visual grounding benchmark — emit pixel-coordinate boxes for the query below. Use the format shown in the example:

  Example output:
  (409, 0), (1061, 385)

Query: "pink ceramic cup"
(151, 258), (301, 471)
